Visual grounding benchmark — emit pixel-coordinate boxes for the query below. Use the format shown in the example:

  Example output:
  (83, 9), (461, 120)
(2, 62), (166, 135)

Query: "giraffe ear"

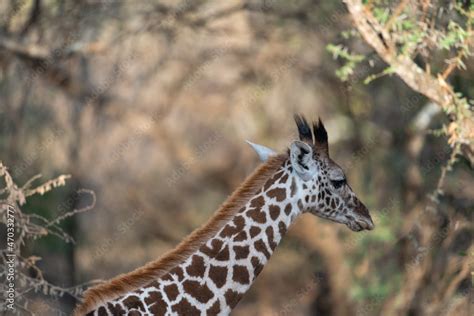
(246, 140), (276, 162)
(290, 140), (317, 181)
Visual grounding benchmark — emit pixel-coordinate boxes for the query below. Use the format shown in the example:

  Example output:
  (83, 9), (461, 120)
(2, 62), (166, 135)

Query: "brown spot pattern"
(250, 196), (265, 209)
(249, 226), (261, 238)
(247, 207), (267, 224)
(267, 187), (286, 202)
(164, 284), (179, 301)
(209, 265), (227, 288)
(183, 280), (214, 303)
(220, 215), (245, 238)
(171, 297), (200, 315)
(255, 239), (271, 259)
(265, 226), (277, 250)
(234, 245), (250, 259)
(278, 221), (287, 236)
(186, 255), (206, 277)
(224, 289), (242, 309)
(107, 302), (126, 315)
(279, 173), (289, 184)
(234, 230), (248, 241)
(269, 205), (280, 220)
(161, 272), (173, 282)
(263, 171), (283, 191)
(216, 244), (230, 261)
(234, 215), (246, 230)
(290, 178), (297, 197)
(123, 295), (145, 312)
(220, 225), (235, 238)
(145, 291), (166, 315)
(233, 265), (250, 284)
(251, 257), (264, 278)
(97, 307), (107, 316)
(207, 300), (221, 314)
(201, 239), (224, 257)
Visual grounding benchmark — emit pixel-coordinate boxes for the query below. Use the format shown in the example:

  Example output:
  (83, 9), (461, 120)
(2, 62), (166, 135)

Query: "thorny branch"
(0, 162), (97, 314)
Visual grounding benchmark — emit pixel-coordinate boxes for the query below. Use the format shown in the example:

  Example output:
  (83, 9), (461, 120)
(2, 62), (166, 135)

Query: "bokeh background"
(0, 1), (472, 315)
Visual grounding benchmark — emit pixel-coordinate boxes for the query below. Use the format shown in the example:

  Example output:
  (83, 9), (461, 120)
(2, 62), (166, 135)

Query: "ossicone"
(294, 114), (328, 156)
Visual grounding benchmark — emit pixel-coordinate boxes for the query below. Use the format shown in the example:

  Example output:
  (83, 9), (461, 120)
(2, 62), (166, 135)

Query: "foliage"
(329, 0), (474, 148)
(326, 43), (365, 81)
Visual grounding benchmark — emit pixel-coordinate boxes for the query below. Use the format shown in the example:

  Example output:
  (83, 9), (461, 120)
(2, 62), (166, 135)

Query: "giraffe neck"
(88, 159), (306, 315)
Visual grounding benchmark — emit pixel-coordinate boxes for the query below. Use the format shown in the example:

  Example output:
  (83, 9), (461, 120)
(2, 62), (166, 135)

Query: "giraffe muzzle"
(347, 216), (374, 232)
(355, 217), (374, 231)
(352, 201), (374, 231)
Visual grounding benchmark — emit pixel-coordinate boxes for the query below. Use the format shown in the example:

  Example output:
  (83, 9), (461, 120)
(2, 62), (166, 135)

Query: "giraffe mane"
(74, 153), (288, 315)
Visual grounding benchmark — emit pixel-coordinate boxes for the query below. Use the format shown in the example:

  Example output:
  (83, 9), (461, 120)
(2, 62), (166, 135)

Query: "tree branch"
(343, 0), (455, 109)
(344, 0), (474, 155)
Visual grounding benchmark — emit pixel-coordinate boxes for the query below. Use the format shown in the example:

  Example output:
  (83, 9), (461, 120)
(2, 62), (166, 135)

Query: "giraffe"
(75, 115), (374, 316)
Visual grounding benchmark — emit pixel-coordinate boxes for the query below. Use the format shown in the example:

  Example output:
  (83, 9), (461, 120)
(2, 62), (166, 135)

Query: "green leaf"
(326, 44), (365, 82)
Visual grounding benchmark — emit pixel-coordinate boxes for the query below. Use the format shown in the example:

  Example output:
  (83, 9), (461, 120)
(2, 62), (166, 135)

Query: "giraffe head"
(248, 115), (374, 232)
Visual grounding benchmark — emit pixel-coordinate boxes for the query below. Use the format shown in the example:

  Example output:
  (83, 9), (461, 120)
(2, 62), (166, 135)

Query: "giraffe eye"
(331, 179), (346, 189)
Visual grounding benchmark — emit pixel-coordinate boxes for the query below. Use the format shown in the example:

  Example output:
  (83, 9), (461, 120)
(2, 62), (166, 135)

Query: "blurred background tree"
(0, 0), (472, 315)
